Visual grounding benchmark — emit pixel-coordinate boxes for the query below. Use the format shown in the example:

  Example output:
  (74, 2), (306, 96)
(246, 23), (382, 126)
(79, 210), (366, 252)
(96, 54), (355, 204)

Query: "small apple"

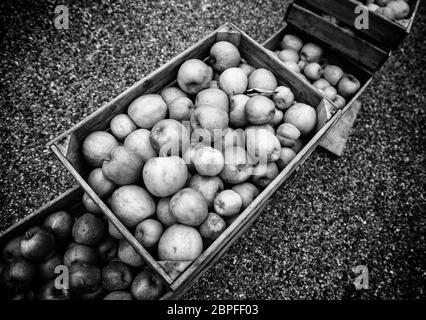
(193, 146), (225, 177)
(118, 240), (145, 267)
(245, 126), (281, 163)
(158, 225), (203, 261)
(300, 43), (323, 63)
(245, 95), (276, 125)
(131, 270), (165, 300)
(168, 97), (193, 122)
(134, 219), (164, 249)
(283, 61), (301, 74)
(108, 220), (125, 240)
(63, 243), (99, 267)
(82, 131), (119, 168)
(102, 259), (133, 291)
(280, 34), (304, 52)
(124, 129), (157, 163)
(177, 59), (213, 94)
(38, 280), (70, 300)
(82, 192), (103, 215)
(87, 168), (116, 198)
(239, 63), (255, 77)
(127, 94), (167, 129)
(214, 190), (242, 217)
(39, 252), (62, 281)
(248, 68), (278, 92)
(333, 95), (346, 108)
(277, 147), (297, 170)
(283, 103), (317, 136)
(195, 88), (229, 113)
(304, 62), (322, 81)
(1, 258), (36, 292)
(110, 114), (137, 141)
(252, 162), (280, 188)
(69, 264), (101, 296)
(219, 67), (248, 95)
(271, 109), (284, 127)
(104, 291), (133, 300)
(231, 182), (259, 210)
(312, 78), (330, 91)
(209, 41), (241, 72)
(322, 65), (344, 86)
(156, 197), (177, 227)
(143, 156), (188, 197)
(160, 86), (188, 105)
(322, 86), (338, 101)
(229, 94), (250, 128)
(150, 119), (190, 156)
(43, 210), (74, 244)
(170, 188), (209, 226)
(20, 227), (56, 262)
(276, 123), (301, 147)
(191, 106), (229, 138)
(188, 174), (224, 209)
(273, 86), (295, 111)
(72, 213), (106, 246)
(2, 236), (22, 262)
(278, 49), (299, 63)
(198, 212), (227, 243)
(337, 74), (361, 98)
(220, 146), (254, 184)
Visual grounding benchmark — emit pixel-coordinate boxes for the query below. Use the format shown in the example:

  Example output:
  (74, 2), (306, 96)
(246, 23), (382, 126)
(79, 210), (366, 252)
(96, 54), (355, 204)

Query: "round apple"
(193, 146), (225, 177)
(248, 68), (277, 92)
(245, 95), (276, 125)
(283, 103), (317, 136)
(170, 188), (208, 226)
(252, 162), (280, 188)
(245, 126), (281, 163)
(220, 146), (254, 184)
(280, 34), (304, 52)
(156, 197), (177, 227)
(177, 59), (213, 94)
(102, 260), (133, 291)
(219, 67), (248, 95)
(231, 182), (259, 210)
(43, 210), (74, 243)
(102, 146), (144, 185)
(160, 86), (188, 105)
(82, 131), (119, 168)
(124, 129), (157, 163)
(276, 123), (301, 147)
(20, 227), (56, 262)
(134, 219), (164, 249)
(127, 94), (167, 129)
(110, 114), (137, 141)
(334, 95), (346, 109)
(131, 270), (164, 300)
(209, 41), (241, 72)
(322, 65), (344, 86)
(82, 192), (103, 215)
(337, 74), (361, 98)
(300, 43), (323, 62)
(158, 225), (203, 261)
(277, 147), (297, 170)
(273, 86), (295, 111)
(72, 213), (106, 246)
(198, 212), (227, 243)
(304, 62), (322, 81)
(63, 243), (99, 267)
(278, 49), (299, 63)
(312, 78), (330, 91)
(168, 97), (193, 122)
(195, 88), (229, 113)
(150, 119), (190, 157)
(213, 190), (243, 217)
(229, 94), (250, 128)
(87, 168), (116, 198)
(191, 106), (229, 139)
(68, 264), (101, 296)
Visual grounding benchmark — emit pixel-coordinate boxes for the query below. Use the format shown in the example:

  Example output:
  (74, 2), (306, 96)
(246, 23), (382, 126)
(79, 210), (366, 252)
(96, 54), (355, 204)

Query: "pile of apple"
(364, 0), (412, 24)
(0, 210), (165, 300)
(271, 34), (362, 108)
(76, 40), (319, 279)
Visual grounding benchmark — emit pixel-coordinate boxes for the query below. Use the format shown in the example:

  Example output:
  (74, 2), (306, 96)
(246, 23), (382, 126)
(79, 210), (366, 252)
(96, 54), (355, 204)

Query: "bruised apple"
(158, 225), (203, 261)
(82, 131), (119, 168)
(177, 59), (213, 94)
(168, 97), (193, 122)
(283, 103), (317, 136)
(102, 146), (144, 185)
(170, 188), (208, 226)
(150, 119), (190, 156)
(124, 129), (157, 163)
(127, 94), (167, 129)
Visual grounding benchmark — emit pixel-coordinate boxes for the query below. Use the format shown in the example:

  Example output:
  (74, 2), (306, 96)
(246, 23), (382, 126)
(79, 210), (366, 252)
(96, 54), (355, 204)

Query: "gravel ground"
(1, 0), (425, 299)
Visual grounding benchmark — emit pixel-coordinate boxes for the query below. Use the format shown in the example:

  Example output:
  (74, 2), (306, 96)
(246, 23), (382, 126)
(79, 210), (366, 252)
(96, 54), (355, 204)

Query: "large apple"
(150, 119), (190, 156)
(168, 97), (193, 122)
(111, 185), (156, 228)
(43, 210), (74, 243)
(188, 174), (224, 209)
(118, 240), (144, 267)
(143, 156), (188, 197)
(192, 145), (225, 177)
(155, 197), (177, 227)
(131, 270), (164, 300)
(87, 168), (116, 198)
(177, 59), (213, 94)
(245, 95), (276, 125)
(170, 188), (209, 226)
(102, 146), (144, 185)
(124, 129), (157, 163)
(220, 146), (254, 184)
(213, 190), (243, 217)
(63, 243), (99, 267)
(219, 67), (248, 95)
(283, 103), (317, 136)
(72, 213), (106, 246)
(158, 225), (203, 261)
(127, 94), (167, 129)
(248, 68), (277, 92)
(245, 126), (281, 163)
(82, 131), (119, 168)
(134, 219), (164, 249)
(68, 264), (101, 296)
(102, 260), (133, 291)
(229, 94), (250, 128)
(160, 86), (188, 105)
(110, 114), (137, 141)
(195, 88), (229, 113)
(209, 41), (241, 72)
(231, 182), (259, 210)
(20, 226), (56, 262)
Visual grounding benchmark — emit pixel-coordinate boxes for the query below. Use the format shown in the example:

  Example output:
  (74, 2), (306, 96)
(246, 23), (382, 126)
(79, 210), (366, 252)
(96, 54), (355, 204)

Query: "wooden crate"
(47, 22), (358, 293)
(298, 0), (421, 49)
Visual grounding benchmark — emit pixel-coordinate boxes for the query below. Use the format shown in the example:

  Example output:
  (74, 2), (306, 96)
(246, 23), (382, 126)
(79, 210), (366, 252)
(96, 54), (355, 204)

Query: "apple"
(38, 280), (70, 300)
(87, 168), (116, 198)
(102, 146), (144, 185)
(195, 88), (229, 113)
(96, 236), (118, 264)
(239, 63), (255, 77)
(118, 240), (144, 267)
(388, 1), (410, 19)
(193, 146), (225, 177)
(150, 119), (190, 156)
(42, 211), (74, 244)
(2, 236), (22, 261)
(280, 34), (303, 52)
(191, 106), (229, 138)
(278, 49), (299, 63)
(1, 258), (36, 292)
(143, 156), (188, 197)
(177, 59), (213, 94)
(252, 162), (279, 188)
(214, 190), (242, 217)
(276, 123), (301, 147)
(170, 188), (208, 226)
(72, 213), (106, 246)
(188, 174), (224, 209)
(333, 95), (346, 108)
(102, 259), (133, 291)
(108, 220), (125, 240)
(111, 185), (155, 228)
(82, 192), (103, 215)
(209, 41), (241, 72)
(229, 94), (250, 128)
(231, 182), (259, 210)
(160, 86), (188, 105)
(198, 212), (227, 243)
(110, 114), (137, 141)
(300, 43), (323, 62)
(245, 95), (276, 125)
(155, 197), (177, 227)
(218, 127), (246, 151)
(158, 225), (203, 261)
(131, 270), (165, 300)
(283, 61), (301, 74)
(245, 126), (281, 163)
(283, 103), (317, 136)
(20, 227), (56, 262)
(273, 86), (295, 111)
(220, 146), (254, 184)
(69, 264), (101, 295)
(134, 219), (164, 249)
(323, 65), (344, 86)
(367, 3), (380, 12)
(337, 74), (361, 98)
(63, 243), (99, 267)
(304, 62), (322, 81)
(312, 78), (330, 91)
(80, 286), (105, 300)
(376, 6), (397, 19)
(104, 291), (133, 300)
(248, 68), (277, 92)
(322, 86), (338, 101)
(277, 147), (297, 170)
(168, 97), (193, 122)
(82, 131), (119, 168)
(271, 109), (284, 127)
(128, 94), (167, 129)
(124, 129), (157, 163)
(39, 252), (62, 281)
(219, 67), (248, 95)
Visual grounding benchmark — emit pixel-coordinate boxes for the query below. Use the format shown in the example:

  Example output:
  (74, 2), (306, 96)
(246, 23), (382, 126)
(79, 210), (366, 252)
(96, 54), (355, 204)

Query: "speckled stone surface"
(0, 0), (425, 299)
